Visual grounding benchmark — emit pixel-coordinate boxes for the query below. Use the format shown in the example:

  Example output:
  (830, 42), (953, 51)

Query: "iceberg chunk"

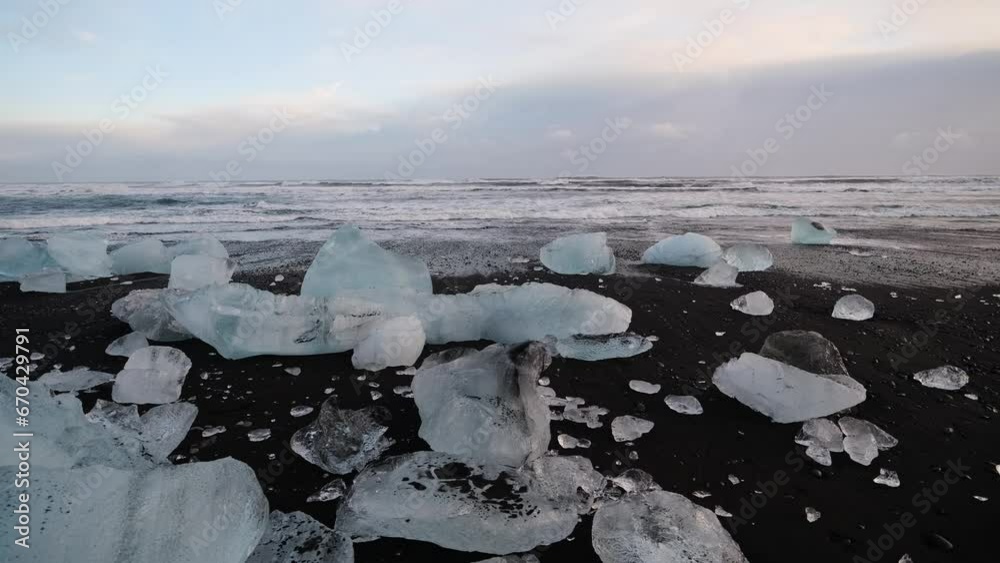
(693, 262), (740, 288)
(19, 268), (66, 293)
(628, 380), (661, 394)
(105, 332), (150, 358)
(642, 233), (722, 267)
(730, 291), (774, 316)
(139, 402), (199, 461)
(301, 225), (432, 299)
(794, 418), (844, 466)
(166, 236), (229, 260)
(592, 490), (748, 563)
(111, 239), (171, 275)
(111, 288), (193, 342)
(247, 510), (354, 563)
(913, 365), (969, 390)
(351, 315), (425, 371)
(792, 217), (837, 245)
(759, 330), (848, 375)
(307, 478), (347, 503)
(112, 346), (192, 404)
(722, 244), (774, 272)
(291, 401), (393, 474)
(168, 254), (236, 290)
(713, 353), (866, 423)
(664, 395), (703, 415)
(0, 236), (54, 281)
(413, 343), (551, 467)
(540, 232), (616, 275)
(832, 294), (875, 321)
(37, 367), (114, 393)
(611, 415), (654, 442)
(47, 233), (113, 279)
(838, 416), (897, 466)
(554, 332), (653, 361)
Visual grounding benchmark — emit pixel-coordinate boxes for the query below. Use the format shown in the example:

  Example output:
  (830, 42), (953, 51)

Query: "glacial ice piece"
(139, 402), (199, 461)
(609, 469), (661, 495)
(19, 268), (66, 293)
(106, 332), (150, 358)
(664, 395), (703, 415)
(336, 451), (604, 554)
(693, 262), (741, 288)
(759, 330), (848, 375)
(557, 434), (591, 449)
(838, 416), (897, 466)
(730, 291), (774, 316)
(792, 217), (837, 245)
(166, 236), (229, 260)
(111, 239), (172, 275)
(642, 233), (722, 268)
(0, 236), (54, 281)
(291, 401), (393, 474)
(794, 418), (844, 467)
(168, 254), (236, 290)
(477, 556), (540, 563)
(722, 244), (774, 272)
(805, 507), (822, 523)
(832, 294), (875, 321)
(712, 353), (866, 423)
(554, 333), (652, 361)
(914, 365), (968, 390)
(307, 479), (347, 503)
(413, 343), (551, 467)
(37, 367), (114, 393)
(112, 346), (192, 404)
(540, 232), (616, 275)
(0, 458), (268, 563)
(248, 428), (271, 442)
(629, 380), (661, 394)
(301, 225), (432, 299)
(873, 469), (900, 488)
(591, 490), (748, 563)
(247, 510), (354, 563)
(351, 315), (426, 371)
(112, 288), (193, 342)
(611, 415), (654, 442)
(47, 233), (113, 279)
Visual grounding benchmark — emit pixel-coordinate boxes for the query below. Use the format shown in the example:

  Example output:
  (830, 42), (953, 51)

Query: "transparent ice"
(722, 244), (774, 272)
(794, 418), (844, 466)
(0, 236), (55, 281)
(47, 233), (113, 279)
(19, 268), (66, 293)
(792, 217), (837, 245)
(611, 415), (654, 442)
(112, 346), (192, 405)
(112, 289), (193, 342)
(832, 294), (875, 321)
(730, 291), (774, 316)
(693, 262), (741, 288)
(873, 468), (900, 488)
(307, 478), (347, 503)
(664, 395), (704, 415)
(291, 401), (393, 474)
(247, 510), (353, 563)
(38, 367), (114, 393)
(554, 332), (652, 361)
(540, 232), (616, 275)
(168, 254), (236, 291)
(838, 416), (897, 466)
(111, 239), (171, 275)
(642, 233), (722, 267)
(351, 315), (425, 371)
(166, 236), (229, 260)
(914, 365), (969, 390)
(628, 380), (661, 394)
(105, 332), (150, 358)
(759, 330), (849, 376)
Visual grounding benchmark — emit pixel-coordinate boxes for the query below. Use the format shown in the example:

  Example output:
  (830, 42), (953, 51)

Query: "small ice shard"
(247, 510), (354, 563)
(554, 332), (653, 361)
(351, 315), (426, 371)
(111, 239), (171, 275)
(693, 262), (741, 288)
(759, 330), (848, 375)
(795, 418), (845, 466)
(284, 367), (302, 376)
(715, 506), (734, 518)
(539, 232), (616, 275)
(291, 401), (393, 474)
(557, 434), (591, 449)
(805, 507), (822, 523)
(899, 555), (914, 563)
(307, 478), (347, 503)
(301, 225), (432, 299)
(168, 254), (236, 290)
(202, 425), (227, 438)
(722, 244), (774, 272)
(792, 217), (837, 245)
(838, 417), (897, 466)
(874, 468), (900, 488)
(629, 380), (661, 394)
(139, 402), (199, 460)
(692, 490), (712, 499)
(592, 490), (748, 563)
(37, 367), (114, 393)
(248, 428), (271, 442)
(290, 405), (314, 417)
(393, 385), (413, 397)
(832, 294), (875, 321)
(111, 288), (193, 342)
(413, 343), (550, 467)
(609, 469), (661, 494)
(19, 268), (66, 293)
(713, 353), (866, 423)
(166, 236), (229, 260)
(47, 233), (113, 279)
(105, 332), (150, 358)
(728, 474), (742, 485)
(730, 291), (774, 316)
(0, 236), (55, 281)
(336, 451), (604, 554)
(612, 415), (654, 442)
(914, 365), (969, 390)
(665, 395), (704, 415)
(112, 346), (192, 405)
(642, 233), (722, 268)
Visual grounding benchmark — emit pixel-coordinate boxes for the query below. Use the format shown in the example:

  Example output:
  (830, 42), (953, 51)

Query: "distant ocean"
(2, 177), (998, 247)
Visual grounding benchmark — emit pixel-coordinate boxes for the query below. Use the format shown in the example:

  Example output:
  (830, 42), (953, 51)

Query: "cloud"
(650, 122), (690, 140)
(547, 127), (574, 140)
(74, 31), (98, 43)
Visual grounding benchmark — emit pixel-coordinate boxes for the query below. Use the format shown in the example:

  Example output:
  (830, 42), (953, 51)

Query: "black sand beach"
(2, 249), (997, 563)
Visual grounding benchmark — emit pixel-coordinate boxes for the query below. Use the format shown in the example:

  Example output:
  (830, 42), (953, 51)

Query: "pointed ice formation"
(694, 262), (741, 288)
(722, 244), (774, 272)
(642, 233), (722, 268)
(37, 366), (115, 393)
(792, 217), (837, 245)
(611, 415), (654, 442)
(112, 346), (192, 404)
(291, 401), (393, 474)
(413, 343), (551, 467)
(554, 332), (653, 361)
(832, 294), (875, 321)
(838, 416), (897, 466)
(111, 239), (172, 275)
(106, 332), (150, 358)
(730, 291), (774, 316)
(247, 510), (354, 563)
(0, 236), (55, 281)
(47, 233), (113, 279)
(112, 288), (193, 342)
(351, 315), (425, 371)
(794, 418), (844, 466)
(168, 254), (236, 290)
(19, 268), (66, 293)
(540, 232), (616, 275)
(914, 365), (969, 390)
(592, 490), (748, 563)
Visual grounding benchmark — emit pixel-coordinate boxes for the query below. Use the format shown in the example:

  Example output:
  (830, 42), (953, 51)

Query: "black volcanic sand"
(1, 266), (998, 563)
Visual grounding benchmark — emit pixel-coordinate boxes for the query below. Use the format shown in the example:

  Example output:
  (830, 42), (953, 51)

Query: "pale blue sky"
(2, 0), (998, 181)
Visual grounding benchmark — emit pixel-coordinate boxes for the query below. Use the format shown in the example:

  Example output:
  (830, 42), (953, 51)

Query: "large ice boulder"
(730, 291), (774, 316)
(791, 217), (837, 245)
(301, 225), (432, 299)
(759, 330), (848, 375)
(832, 294), (875, 321)
(19, 268), (66, 293)
(111, 239), (172, 275)
(540, 232), (616, 275)
(0, 236), (54, 281)
(112, 289), (193, 342)
(642, 233), (722, 267)
(413, 343), (551, 467)
(47, 233), (113, 279)
(248, 510), (353, 563)
(112, 346), (192, 404)
(351, 315), (425, 371)
(722, 243), (773, 272)
(592, 490), (747, 563)
(291, 401), (393, 474)
(553, 332), (653, 361)
(336, 452), (604, 554)
(166, 236), (229, 260)
(168, 254), (236, 290)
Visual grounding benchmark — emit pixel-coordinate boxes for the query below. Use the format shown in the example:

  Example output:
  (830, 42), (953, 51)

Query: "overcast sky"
(2, 0), (998, 181)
